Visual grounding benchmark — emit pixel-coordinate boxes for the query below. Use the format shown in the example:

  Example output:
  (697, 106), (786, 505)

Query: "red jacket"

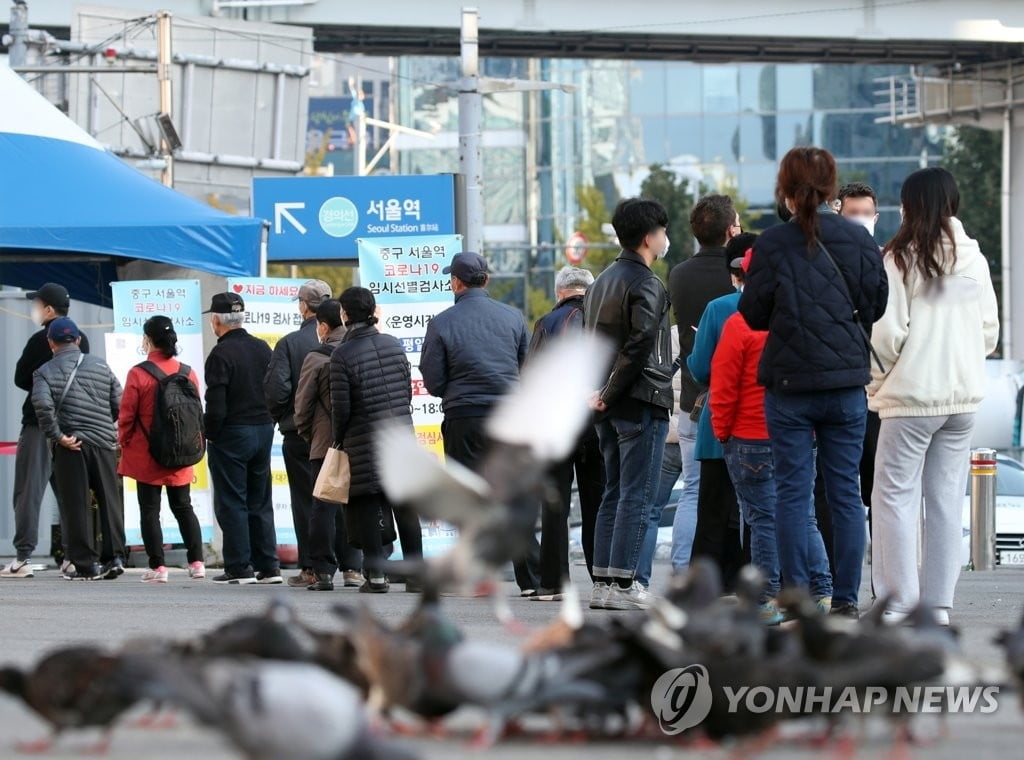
(710, 312), (769, 442)
(117, 352), (200, 487)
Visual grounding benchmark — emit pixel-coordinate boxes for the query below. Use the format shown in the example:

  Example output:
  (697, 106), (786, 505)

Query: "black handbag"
(815, 239), (886, 374)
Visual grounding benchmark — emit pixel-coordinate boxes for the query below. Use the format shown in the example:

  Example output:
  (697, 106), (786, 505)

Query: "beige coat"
(294, 326), (345, 461)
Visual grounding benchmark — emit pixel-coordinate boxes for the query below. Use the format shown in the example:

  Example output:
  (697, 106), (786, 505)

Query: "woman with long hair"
(869, 167), (999, 625)
(117, 316), (205, 582)
(739, 147), (888, 619)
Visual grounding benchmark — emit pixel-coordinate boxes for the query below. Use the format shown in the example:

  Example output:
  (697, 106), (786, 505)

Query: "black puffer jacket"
(583, 249), (673, 412)
(739, 211), (888, 393)
(32, 345), (121, 449)
(330, 323), (413, 498)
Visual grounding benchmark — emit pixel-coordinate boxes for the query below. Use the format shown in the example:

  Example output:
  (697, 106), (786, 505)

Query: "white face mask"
(850, 216), (876, 237)
(657, 237), (671, 260)
(31, 306), (45, 325)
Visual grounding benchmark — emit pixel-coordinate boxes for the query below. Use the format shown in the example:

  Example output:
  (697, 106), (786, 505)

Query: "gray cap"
(294, 279), (332, 304)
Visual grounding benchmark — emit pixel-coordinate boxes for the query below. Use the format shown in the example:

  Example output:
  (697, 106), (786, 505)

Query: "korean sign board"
(252, 174), (457, 261)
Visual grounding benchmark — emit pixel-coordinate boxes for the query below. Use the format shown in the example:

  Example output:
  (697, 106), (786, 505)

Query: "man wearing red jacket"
(711, 249), (832, 625)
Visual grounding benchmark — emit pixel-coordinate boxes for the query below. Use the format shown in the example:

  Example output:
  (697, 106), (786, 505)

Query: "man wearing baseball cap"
(31, 317), (126, 580)
(264, 279), (332, 588)
(203, 292), (281, 585)
(3, 283), (90, 579)
(420, 252), (540, 594)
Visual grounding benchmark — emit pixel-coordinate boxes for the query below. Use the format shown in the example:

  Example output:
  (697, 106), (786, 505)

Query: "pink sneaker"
(141, 566), (168, 583)
(188, 561), (206, 580)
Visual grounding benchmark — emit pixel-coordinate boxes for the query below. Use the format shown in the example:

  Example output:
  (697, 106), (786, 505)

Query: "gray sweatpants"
(11, 424), (54, 561)
(871, 413), (974, 613)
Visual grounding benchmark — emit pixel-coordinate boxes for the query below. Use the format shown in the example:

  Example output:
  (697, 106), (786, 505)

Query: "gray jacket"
(294, 326), (346, 461)
(32, 345), (121, 450)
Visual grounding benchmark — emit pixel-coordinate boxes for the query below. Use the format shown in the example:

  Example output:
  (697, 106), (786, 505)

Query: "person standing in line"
(117, 316), (206, 583)
(203, 292), (281, 586)
(528, 266), (604, 601)
(3, 283), (90, 579)
(584, 198), (673, 611)
(265, 279), (332, 589)
(420, 251), (540, 595)
(869, 168), (998, 626)
(294, 299), (364, 591)
(31, 318), (125, 581)
(739, 147), (888, 619)
(666, 195), (742, 577)
(331, 288), (423, 593)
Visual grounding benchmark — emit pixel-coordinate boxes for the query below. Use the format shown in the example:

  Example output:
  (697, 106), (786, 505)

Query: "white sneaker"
(589, 582), (609, 610)
(605, 581), (653, 611)
(1, 559), (34, 578)
(881, 609), (908, 625)
(933, 608), (950, 626)
(141, 566), (169, 583)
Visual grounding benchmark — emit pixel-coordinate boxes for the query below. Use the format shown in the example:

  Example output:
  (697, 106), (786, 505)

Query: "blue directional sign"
(252, 174), (457, 261)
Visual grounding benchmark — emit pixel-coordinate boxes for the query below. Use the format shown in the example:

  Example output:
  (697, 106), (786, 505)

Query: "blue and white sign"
(253, 174), (457, 261)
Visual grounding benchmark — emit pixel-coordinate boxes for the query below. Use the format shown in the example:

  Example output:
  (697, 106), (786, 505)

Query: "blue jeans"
(594, 407), (668, 580)
(671, 415), (700, 572)
(765, 388), (866, 606)
(208, 423), (279, 576)
(636, 439), (682, 587)
(723, 438), (780, 602)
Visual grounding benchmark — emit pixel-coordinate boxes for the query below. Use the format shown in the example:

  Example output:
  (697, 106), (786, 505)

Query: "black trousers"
(282, 432), (314, 569)
(52, 442), (125, 572)
(691, 458), (748, 592)
(137, 483), (203, 569)
(308, 458), (363, 575)
(348, 491), (423, 573)
(538, 426), (603, 589)
(442, 415), (541, 592)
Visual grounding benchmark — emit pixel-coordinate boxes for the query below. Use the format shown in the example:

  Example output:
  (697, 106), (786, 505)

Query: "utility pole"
(156, 10), (174, 187)
(456, 7), (575, 256)
(8, 1), (29, 69)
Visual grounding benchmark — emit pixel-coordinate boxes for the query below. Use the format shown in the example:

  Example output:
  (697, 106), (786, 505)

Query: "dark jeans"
(52, 442), (125, 572)
(538, 426), (603, 589)
(594, 407), (668, 580)
(691, 458), (748, 592)
(765, 387), (867, 607)
(348, 491), (423, 572)
(813, 456), (836, 578)
(281, 432), (314, 569)
(308, 458), (363, 576)
(208, 424), (278, 576)
(11, 424), (60, 561)
(636, 439), (682, 588)
(137, 483), (203, 569)
(442, 414), (541, 591)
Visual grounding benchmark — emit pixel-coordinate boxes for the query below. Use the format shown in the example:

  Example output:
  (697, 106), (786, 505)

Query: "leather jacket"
(584, 249), (673, 411)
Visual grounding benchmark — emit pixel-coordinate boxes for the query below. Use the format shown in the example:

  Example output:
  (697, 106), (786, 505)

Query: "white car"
(961, 454), (1024, 567)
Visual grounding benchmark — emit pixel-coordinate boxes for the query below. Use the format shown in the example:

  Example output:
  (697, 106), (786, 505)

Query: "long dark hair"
(884, 167), (960, 280)
(775, 147), (837, 250)
(143, 316), (179, 359)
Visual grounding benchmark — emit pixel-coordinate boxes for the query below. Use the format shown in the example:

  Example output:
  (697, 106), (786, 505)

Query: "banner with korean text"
(357, 234), (462, 557)
(108, 280), (214, 546)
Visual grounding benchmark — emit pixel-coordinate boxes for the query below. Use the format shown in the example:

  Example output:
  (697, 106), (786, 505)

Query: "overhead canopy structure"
(0, 65), (264, 307)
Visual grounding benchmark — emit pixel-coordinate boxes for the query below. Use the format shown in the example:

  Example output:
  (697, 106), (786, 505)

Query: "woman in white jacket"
(868, 167), (999, 625)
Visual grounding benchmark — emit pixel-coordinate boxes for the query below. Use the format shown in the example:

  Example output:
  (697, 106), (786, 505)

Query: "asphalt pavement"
(1, 559), (1023, 759)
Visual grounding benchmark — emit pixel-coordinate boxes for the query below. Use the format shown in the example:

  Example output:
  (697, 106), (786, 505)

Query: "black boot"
(307, 572), (335, 591)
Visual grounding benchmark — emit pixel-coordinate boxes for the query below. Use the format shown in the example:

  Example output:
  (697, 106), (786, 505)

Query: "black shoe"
(359, 576), (389, 594)
(829, 603), (860, 620)
(404, 578), (423, 594)
(307, 573), (335, 591)
(64, 563), (102, 581)
(101, 557), (125, 580)
(256, 569), (284, 585)
(212, 570), (257, 585)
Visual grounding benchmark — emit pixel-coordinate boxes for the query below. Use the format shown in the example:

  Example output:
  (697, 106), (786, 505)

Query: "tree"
(640, 164), (697, 275)
(266, 263), (355, 296)
(575, 184), (618, 275)
(942, 125), (1001, 277)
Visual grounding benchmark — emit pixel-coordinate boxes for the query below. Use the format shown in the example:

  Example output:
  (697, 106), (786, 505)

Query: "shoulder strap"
(176, 363), (192, 378)
(139, 360), (168, 381)
(55, 354), (85, 413)
(815, 240), (885, 373)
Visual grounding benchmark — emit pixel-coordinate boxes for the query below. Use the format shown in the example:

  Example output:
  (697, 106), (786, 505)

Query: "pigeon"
(995, 607), (1024, 708)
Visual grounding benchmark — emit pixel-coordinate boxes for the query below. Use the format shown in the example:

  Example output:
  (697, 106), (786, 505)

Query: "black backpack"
(139, 361), (206, 468)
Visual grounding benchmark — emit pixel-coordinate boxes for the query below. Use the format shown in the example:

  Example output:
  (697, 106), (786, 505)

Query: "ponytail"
(776, 148), (837, 250)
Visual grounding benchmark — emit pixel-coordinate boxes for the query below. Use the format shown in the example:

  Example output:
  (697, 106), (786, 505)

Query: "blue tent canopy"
(0, 66), (264, 307)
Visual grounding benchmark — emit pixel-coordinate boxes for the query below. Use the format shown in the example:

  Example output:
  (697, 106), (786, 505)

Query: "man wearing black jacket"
(264, 279), (330, 588)
(666, 195), (740, 578)
(3, 283), (89, 579)
(203, 292), (280, 585)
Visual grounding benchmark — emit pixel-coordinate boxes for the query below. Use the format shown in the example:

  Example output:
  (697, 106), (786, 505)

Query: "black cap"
(203, 292), (245, 314)
(442, 252), (489, 282)
(27, 282), (70, 310)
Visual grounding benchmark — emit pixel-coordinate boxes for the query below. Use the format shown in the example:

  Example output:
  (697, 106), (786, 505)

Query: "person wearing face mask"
(739, 147), (888, 620)
(837, 182), (880, 240)
(117, 316), (205, 583)
(583, 198), (673, 611)
(4, 283), (91, 579)
(293, 299), (364, 591)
